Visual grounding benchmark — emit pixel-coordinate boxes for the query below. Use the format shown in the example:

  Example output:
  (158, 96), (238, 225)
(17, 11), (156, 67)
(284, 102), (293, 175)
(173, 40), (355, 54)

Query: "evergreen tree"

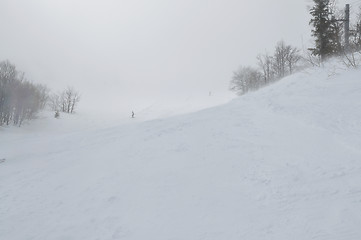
(309, 0), (339, 60)
(329, 15), (343, 53)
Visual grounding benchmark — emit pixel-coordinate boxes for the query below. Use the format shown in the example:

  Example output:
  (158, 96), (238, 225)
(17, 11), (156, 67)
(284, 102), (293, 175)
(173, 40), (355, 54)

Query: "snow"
(1, 62), (361, 240)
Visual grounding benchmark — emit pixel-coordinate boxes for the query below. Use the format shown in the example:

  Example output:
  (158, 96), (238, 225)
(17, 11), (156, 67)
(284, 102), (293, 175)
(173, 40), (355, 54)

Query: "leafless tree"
(341, 50), (361, 68)
(303, 50), (322, 67)
(0, 60), (49, 126)
(285, 46), (302, 74)
(49, 87), (80, 114)
(36, 84), (50, 110)
(230, 41), (301, 97)
(48, 93), (62, 111)
(63, 87), (80, 113)
(230, 66), (262, 95)
(350, 6), (361, 50)
(257, 52), (274, 84)
(273, 41), (289, 78)
(273, 41), (301, 78)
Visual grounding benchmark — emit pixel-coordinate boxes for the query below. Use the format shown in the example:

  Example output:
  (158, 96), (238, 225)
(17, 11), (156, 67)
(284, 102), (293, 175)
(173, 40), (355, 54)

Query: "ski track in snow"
(1, 62), (361, 240)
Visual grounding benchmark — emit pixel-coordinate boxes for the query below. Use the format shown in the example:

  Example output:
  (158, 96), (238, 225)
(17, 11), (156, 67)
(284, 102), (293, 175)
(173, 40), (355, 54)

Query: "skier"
(132, 111), (135, 118)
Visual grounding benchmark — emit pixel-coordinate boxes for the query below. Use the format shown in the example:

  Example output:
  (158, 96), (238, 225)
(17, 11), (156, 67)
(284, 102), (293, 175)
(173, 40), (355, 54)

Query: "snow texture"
(1, 62), (361, 240)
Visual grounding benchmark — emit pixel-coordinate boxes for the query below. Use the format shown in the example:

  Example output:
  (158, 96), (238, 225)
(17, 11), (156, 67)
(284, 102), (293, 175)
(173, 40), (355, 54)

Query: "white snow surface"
(1, 63), (361, 240)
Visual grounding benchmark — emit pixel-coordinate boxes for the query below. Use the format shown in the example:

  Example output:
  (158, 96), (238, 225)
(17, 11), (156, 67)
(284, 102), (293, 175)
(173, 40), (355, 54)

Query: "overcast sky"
(0, 0), (357, 114)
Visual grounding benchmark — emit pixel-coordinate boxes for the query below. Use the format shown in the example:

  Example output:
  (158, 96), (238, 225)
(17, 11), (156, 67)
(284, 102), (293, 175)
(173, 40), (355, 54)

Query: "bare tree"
(273, 41), (289, 78)
(63, 87), (80, 113)
(0, 60), (48, 126)
(257, 52), (274, 84)
(69, 88), (80, 114)
(36, 84), (50, 110)
(230, 66), (262, 95)
(341, 51), (361, 68)
(48, 93), (62, 111)
(350, 6), (361, 50)
(273, 41), (301, 78)
(230, 41), (301, 97)
(285, 46), (302, 74)
(303, 50), (322, 67)
(49, 87), (80, 114)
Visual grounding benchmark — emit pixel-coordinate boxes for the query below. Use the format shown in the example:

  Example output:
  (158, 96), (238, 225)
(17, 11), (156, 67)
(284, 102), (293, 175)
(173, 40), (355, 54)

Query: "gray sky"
(0, 0), (356, 114)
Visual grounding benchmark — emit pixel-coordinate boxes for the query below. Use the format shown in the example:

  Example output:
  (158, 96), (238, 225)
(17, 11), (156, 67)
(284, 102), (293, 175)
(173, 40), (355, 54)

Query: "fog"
(0, 0), (353, 116)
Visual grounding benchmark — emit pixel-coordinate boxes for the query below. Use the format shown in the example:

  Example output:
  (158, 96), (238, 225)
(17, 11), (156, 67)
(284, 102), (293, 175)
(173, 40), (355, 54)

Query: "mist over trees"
(49, 87), (80, 114)
(0, 60), (80, 127)
(0, 60), (49, 126)
(230, 41), (301, 95)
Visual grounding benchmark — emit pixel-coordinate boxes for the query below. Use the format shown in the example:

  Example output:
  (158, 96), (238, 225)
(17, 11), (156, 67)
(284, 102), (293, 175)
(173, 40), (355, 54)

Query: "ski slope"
(1, 63), (361, 240)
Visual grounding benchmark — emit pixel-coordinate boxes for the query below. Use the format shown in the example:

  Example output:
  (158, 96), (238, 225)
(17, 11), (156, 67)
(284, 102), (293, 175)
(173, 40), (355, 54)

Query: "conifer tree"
(309, 0), (339, 60)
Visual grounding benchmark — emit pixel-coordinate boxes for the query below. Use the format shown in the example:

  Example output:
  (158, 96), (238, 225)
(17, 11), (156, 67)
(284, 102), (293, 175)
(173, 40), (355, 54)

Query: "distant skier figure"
(132, 111), (135, 118)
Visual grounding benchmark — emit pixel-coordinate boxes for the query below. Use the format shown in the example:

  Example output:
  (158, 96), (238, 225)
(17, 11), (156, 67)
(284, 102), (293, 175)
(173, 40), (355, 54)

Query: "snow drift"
(1, 63), (361, 240)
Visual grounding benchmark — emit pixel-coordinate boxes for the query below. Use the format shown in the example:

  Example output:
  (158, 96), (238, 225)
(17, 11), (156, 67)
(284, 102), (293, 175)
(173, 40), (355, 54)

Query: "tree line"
(0, 60), (80, 127)
(230, 40), (302, 95)
(230, 0), (361, 95)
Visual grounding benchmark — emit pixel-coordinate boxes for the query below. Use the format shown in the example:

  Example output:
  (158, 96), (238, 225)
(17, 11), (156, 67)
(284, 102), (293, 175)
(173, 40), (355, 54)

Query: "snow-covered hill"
(1, 63), (361, 240)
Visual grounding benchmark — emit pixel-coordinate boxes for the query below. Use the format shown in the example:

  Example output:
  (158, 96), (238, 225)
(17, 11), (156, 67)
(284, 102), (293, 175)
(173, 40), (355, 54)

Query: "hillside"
(1, 64), (361, 240)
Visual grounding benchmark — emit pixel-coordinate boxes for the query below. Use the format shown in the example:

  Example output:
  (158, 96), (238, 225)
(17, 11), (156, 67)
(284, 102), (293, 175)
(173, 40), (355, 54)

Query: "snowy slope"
(1, 63), (361, 240)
